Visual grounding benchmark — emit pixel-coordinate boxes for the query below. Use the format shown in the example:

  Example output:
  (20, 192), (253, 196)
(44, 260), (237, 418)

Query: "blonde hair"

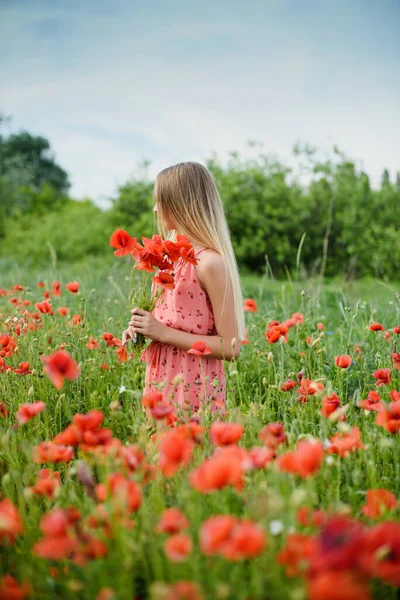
(154, 161), (245, 341)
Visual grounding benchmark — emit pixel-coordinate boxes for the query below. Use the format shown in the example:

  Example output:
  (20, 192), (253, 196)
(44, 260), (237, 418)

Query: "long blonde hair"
(154, 161), (245, 341)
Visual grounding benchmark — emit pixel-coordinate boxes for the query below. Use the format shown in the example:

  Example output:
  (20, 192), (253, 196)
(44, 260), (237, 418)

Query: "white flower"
(269, 520), (284, 535)
(119, 385), (126, 394)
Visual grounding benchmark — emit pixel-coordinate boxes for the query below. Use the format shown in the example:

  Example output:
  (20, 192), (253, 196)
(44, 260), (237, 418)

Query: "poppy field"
(1, 258), (400, 600)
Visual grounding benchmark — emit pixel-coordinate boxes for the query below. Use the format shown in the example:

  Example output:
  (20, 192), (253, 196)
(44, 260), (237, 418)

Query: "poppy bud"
(267, 352), (274, 362)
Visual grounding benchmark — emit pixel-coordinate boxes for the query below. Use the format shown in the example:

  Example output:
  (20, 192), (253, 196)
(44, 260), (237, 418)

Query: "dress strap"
(194, 246), (209, 257)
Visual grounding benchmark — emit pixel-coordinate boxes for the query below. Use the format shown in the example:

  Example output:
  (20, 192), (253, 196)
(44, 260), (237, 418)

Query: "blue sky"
(1, 0), (399, 206)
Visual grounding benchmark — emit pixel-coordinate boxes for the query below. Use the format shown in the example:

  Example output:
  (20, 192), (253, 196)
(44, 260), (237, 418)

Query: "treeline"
(1, 116), (399, 279)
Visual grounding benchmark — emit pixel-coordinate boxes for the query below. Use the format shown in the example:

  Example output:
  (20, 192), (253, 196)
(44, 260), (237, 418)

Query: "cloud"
(1, 0), (399, 204)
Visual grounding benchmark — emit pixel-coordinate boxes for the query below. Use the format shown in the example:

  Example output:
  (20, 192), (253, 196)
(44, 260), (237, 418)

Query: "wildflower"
(209, 422), (244, 446)
(51, 281), (62, 296)
(152, 271), (175, 290)
(276, 440), (324, 478)
(35, 301), (53, 314)
(307, 571), (371, 600)
(187, 341), (212, 356)
(33, 441), (74, 464)
(66, 281), (79, 294)
(361, 489), (397, 519)
(280, 379), (298, 392)
(376, 400), (400, 433)
(58, 307), (70, 316)
(0, 575), (31, 600)
(298, 379), (325, 403)
(328, 427), (365, 457)
(164, 534), (192, 562)
(244, 299), (257, 312)
(109, 229), (138, 257)
(372, 368), (391, 386)
(358, 391), (383, 412)
(41, 350), (79, 390)
(320, 393), (341, 419)
(16, 401), (46, 425)
(369, 323), (385, 331)
(95, 473), (142, 513)
(30, 468), (61, 499)
(156, 508), (189, 534)
(190, 446), (248, 493)
(334, 354), (352, 368)
(392, 352), (400, 370)
(259, 422), (287, 448)
(86, 336), (100, 350)
(358, 522), (400, 587)
(277, 533), (316, 577)
(0, 498), (24, 544)
(159, 429), (193, 477)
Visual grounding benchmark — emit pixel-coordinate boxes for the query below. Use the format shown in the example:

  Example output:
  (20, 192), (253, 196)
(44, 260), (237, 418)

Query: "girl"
(122, 161), (245, 412)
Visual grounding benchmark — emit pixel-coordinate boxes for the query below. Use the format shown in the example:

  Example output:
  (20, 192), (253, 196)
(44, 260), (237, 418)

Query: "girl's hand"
(127, 308), (166, 343)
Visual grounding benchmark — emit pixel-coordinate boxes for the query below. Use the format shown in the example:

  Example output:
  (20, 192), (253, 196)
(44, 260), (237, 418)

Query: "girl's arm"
(124, 251), (240, 361)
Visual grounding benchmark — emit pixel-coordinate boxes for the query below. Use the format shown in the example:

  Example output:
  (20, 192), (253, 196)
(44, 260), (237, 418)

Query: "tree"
(0, 131), (70, 194)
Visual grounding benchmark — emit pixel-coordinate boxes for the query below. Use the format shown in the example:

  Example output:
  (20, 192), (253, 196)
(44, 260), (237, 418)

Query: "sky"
(1, 0), (400, 207)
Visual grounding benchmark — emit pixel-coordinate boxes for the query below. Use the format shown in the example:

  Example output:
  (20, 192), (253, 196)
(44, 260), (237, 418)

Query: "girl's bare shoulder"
(195, 249), (225, 282)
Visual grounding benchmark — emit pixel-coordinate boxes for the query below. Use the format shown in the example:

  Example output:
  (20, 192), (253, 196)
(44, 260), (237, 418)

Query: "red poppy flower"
(328, 427), (365, 457)
(156, 508), (189, 534)
(50, 280), (61, 296)
(14, 362), (31, 375)
(372, 368), (391, 386)
(152, 271), (175, 290)
(359, 521), (400, 586)
(187, 341), (212, 356)
(265, 323), (289, 344)
(307, 571), (371, 600)
(110, 229), (138, 257)
(358, 390), (383, 412)
(335, 354), (352, 368)
(95, 473), (142, 513)
(259, 422), (287, 448)
(200, 515), (237, 556)
(159, 429), (194, 477)
(392, 352), (400, 369)
(0, 498), (24, 544)
(0, 575), (31, 600)
(276, 440), (324, 478)
(164, 582), (203, 600)
(116, 346), (128, 362)
(248, 446), (275, 468)
(277, 532), (316, 578)
(35, 301), (53, 315)
(298, 379), (325, 402)
(390, 390), (400, 401)
(280, 379), (298, 392)
(66, 281), (79, 294)
(221, 520), (266, 561)
(361, 489), (397, 519)
(16, 401), (46, 425)
(320, 393), (343, 419)
(369, 322), (385, 331)
(30, 468), (61, 499)
(209, 422), (244, 446)
(33, 441), (74, 463)
(296, 507), (327, 528)
(58, 307), (69, 316)
(189, 446), (248, 493)
(244, 299), (257, 312)
(394, 326), (400, 335)
(317, 322), (325, 330)
(37, 281), (45, 288)
(376, 400), (400, 433)
(164, 534), (192, 562)
(41, 350), (79, 390)
(86, 335), (100, 349)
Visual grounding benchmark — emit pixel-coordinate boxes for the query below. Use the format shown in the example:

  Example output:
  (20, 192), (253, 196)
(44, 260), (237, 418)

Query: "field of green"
(1, 257), (400, 600)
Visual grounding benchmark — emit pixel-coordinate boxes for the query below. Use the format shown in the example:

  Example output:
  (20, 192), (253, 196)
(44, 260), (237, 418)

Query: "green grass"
(1, 257), (400, 600)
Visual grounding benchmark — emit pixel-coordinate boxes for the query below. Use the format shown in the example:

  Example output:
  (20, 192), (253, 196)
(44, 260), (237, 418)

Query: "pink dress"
(141, 247), (226, 411)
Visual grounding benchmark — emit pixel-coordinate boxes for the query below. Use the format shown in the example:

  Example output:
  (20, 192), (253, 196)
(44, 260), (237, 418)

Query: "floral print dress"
(141, 247), (226, 411)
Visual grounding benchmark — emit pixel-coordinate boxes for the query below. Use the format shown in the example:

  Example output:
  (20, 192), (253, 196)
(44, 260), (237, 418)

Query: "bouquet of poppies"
(110, 230), (197, 353)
